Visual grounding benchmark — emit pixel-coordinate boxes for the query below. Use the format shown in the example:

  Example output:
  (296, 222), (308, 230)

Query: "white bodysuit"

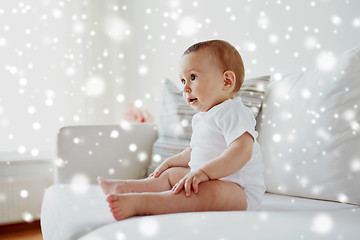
(189, 97), (265, 210)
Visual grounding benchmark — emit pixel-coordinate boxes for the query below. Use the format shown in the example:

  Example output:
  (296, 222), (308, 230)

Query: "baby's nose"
(183, 84), (191, 93)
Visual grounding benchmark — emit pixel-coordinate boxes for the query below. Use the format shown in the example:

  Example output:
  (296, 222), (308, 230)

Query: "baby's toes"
(106, 194), (119, 203)
(112, 210), (125, 221)
(97, 176), (104, 183)
(109, 205), (126, 221)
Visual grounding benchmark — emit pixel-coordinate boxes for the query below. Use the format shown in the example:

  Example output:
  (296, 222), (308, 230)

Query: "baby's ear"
(223, 71), (236, 90)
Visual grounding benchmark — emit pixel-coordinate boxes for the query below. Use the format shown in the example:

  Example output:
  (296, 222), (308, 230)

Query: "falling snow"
(0, 0), (359, 236)
(311, 214), (334, 235)
(138, 217), (159, 237)
(129, 143), (137, 152)
(70, 173), (90, 194)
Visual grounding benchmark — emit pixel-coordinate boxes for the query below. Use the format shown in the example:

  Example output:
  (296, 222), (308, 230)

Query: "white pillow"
(257, 46), (360, 205)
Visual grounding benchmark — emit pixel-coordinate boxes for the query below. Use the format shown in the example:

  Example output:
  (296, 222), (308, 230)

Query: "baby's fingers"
(172, 179), (184, 194)
(154, 164), (170, 178)
(172, 183), (179, 194)
(184, 177), (193, 197)
(150, 168), (163, 178)
(153, 171), (160, 178)
(192, 178), (199, 194)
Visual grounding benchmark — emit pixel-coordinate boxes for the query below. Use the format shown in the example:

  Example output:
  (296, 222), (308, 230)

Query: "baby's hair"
(183, 40), (245, 92)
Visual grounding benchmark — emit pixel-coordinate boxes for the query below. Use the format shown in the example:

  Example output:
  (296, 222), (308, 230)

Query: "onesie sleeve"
(215, 101), (258, 146)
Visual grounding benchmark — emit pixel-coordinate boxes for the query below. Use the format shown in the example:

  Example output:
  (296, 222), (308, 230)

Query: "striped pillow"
(148, 76), (270, 175)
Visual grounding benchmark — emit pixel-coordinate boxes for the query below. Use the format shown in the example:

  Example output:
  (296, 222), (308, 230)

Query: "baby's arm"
(149, 147), (192, 178)
(200, 132), (253, 179)
(173, 132), (253, 196)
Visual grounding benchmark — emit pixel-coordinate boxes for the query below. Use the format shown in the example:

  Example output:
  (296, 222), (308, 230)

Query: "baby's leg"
(107, 180), (247, 220)
(98, 167), (189, 195)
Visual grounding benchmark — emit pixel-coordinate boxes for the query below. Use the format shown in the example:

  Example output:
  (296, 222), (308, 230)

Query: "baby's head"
(180, 40), (245, 112)
(183, 40), (245, 92)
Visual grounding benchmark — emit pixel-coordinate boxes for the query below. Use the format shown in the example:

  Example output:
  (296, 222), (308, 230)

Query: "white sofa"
(41, 47), (360, 239)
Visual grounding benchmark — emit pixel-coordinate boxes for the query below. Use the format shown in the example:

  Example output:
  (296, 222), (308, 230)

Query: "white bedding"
(80, 209), (360, 240)
(41, 184), (115, 240)
(41, 184), (360, 240)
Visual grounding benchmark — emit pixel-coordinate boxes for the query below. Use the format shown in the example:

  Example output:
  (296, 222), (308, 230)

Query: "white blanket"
(41, 184), (360, 240)
(80, 210), (360, 240)
(41, 184), (114, 240)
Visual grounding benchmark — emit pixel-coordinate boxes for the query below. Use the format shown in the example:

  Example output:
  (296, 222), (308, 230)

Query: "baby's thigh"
(198, 180), (247, 211)
(163, 167), (190, 187)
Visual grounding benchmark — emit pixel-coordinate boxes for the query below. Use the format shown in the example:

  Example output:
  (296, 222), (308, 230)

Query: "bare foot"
(106, 194), (142, 220)
(97, 177), (133, 195)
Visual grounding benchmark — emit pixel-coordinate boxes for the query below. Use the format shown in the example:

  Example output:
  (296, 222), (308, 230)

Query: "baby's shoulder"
(216, 98), (249, 117)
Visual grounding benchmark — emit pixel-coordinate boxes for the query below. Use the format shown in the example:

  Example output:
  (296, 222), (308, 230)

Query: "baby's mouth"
(189, 98), (198, 105)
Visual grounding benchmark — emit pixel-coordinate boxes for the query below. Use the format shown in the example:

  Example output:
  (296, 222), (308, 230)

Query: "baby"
(98, 40), (265, 220)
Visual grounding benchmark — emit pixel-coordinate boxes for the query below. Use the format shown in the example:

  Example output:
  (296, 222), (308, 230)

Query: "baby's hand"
(148, 162), (170, 178)
(172, 169), (210, 197)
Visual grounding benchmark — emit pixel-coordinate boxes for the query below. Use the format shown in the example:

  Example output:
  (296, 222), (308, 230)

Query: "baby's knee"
(164, 167), (189, 186)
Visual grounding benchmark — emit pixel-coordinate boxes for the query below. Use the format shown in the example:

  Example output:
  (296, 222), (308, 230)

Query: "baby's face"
(180, 50), (228, 112)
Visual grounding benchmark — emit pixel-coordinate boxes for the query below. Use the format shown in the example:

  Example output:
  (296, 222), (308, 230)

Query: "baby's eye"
(190, 74), (198, 81)
(181, 79), (186, 85)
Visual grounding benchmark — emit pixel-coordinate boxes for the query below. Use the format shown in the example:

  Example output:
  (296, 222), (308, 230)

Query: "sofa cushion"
(79, 208), (360, 240)
(257, 46), (360, 205)
(41, 184), (114, 240)
(41, 185), (359, 240)
(148, 76), (270, 175)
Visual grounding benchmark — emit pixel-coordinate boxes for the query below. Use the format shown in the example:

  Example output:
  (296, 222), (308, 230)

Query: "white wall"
(0, 1), (128, 157)
(115, 0), (360, 136)
(121, 0), (360, 114)
(1, 0), (359, 158)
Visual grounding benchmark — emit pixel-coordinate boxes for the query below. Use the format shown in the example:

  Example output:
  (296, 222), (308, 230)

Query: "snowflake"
(85, 76), (106, 97)
(70, 174), (90, 194)
(129, 143), (137, 152)
(268, 34), (279, 44)
(27, 106), (36, 114)
(31, 148), (39, 156)
(134, 99), (143, 107)
(331, 15), (342, 26)
(138, 65), (149, 76)
(343, 109), (356, 121)
(301, 88), (312, 99)
(246, 42), (257, 52)
(20, 189), (29, 198)
(72, 22), (85, 35)
(22, 212), (34, 222)
(0, 37), (7, 47)
(153, 154), (162, 163)
(258, 12), (269, 29)
(337, 193), (348, 203)
(311, 214), (333, 235)
(51, 8), (63, 19)
(116, 94), (125, 103)
(351, 159), (360, 172)
(316, 51), (337, 72)
(138, 152), (148, 162)
(73, 138), (80, 144)
(272, 134), (282, 143)
(138, 217), (159, 237)
(110, 130), (119, 139)
(18, 146), (27, 154)
(353, 17), (360, 28)
(178, 16), (198, 37)
(104, 15), (131, 41)
(115, 231), (126, 240)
